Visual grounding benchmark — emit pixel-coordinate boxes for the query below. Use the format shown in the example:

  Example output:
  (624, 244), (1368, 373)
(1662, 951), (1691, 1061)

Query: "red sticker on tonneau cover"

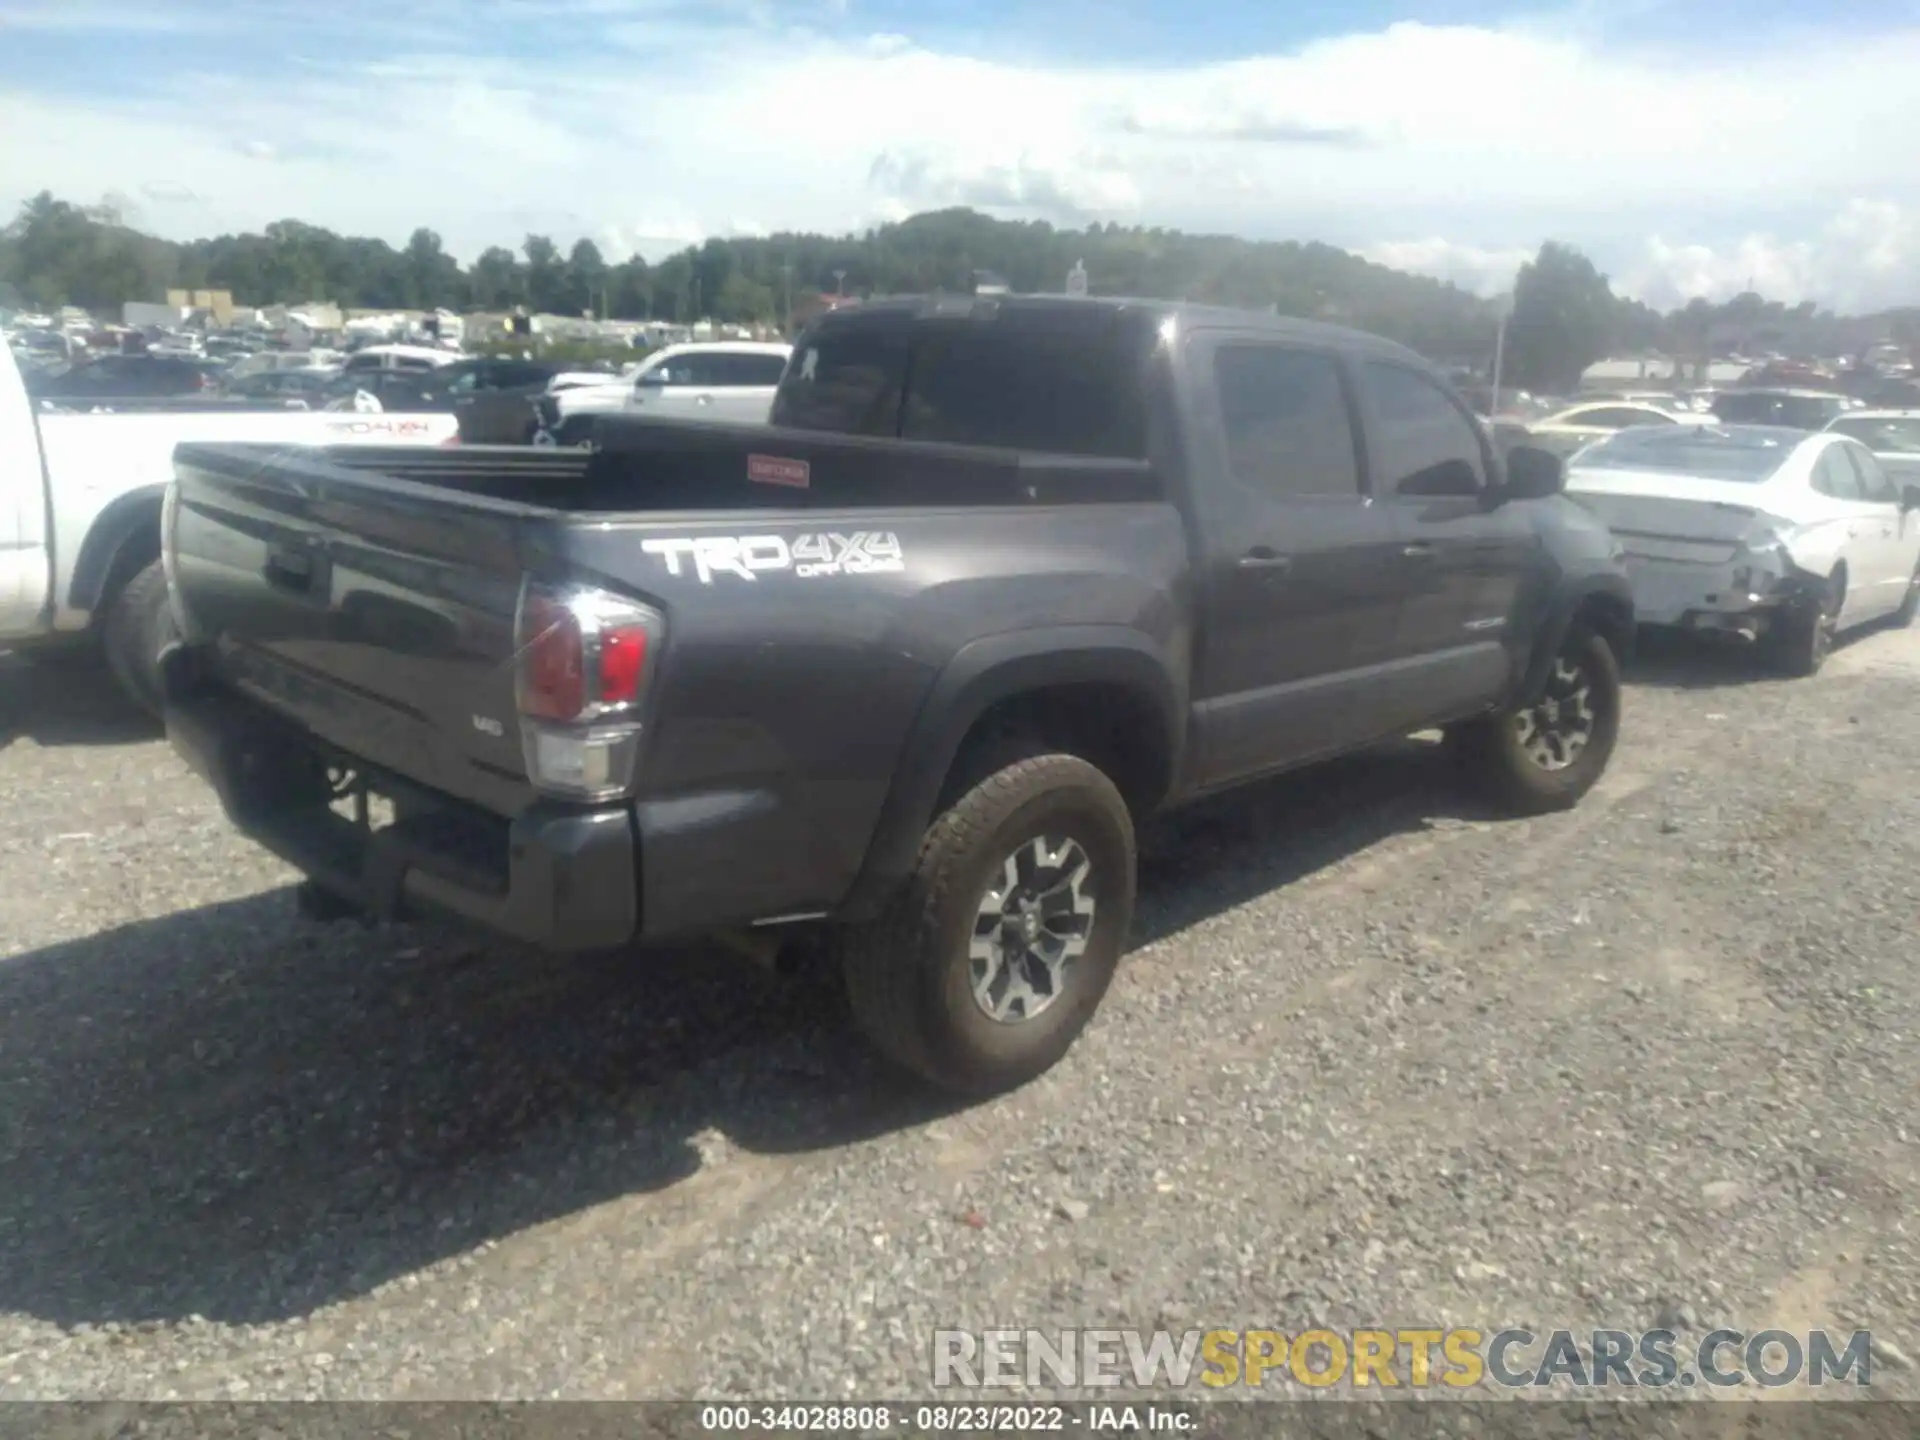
(748, 453), (810, 489)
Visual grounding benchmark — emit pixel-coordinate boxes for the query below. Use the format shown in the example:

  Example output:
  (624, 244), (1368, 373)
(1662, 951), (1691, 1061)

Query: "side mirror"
(1501, 444), (1565, 501)
(1904, 484), (1920, 512)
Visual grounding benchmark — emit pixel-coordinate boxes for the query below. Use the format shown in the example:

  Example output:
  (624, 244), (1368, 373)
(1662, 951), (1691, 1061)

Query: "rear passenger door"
(708, 351), (786, 424)
(1810, 445), (1893, 626)
(1356, 359), (1537, 725)
(1836, 443), (1913, 620)
(1186, 338), (1410, 787)
(631, 353), (723, 422)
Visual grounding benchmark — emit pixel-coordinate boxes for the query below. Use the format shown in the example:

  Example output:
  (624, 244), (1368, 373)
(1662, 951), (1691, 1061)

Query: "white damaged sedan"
(1566, 424), (1920, 675)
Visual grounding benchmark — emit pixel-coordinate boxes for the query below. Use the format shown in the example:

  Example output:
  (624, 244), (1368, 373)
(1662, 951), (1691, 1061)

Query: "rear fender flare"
(838, 626), (1184, 922)
(67, 484), (165, 618)
(1515, 574), (1635, 707)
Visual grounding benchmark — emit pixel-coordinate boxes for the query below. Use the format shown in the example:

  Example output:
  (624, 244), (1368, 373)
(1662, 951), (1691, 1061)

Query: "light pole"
(1491, 291), (1515, 408)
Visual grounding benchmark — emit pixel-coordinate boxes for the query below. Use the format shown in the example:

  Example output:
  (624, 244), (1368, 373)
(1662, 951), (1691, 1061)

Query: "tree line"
(2, 191), (1912, 393)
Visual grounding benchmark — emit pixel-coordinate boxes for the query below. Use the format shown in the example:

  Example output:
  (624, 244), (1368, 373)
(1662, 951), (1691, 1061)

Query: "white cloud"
(1358, 239), (1534, 298)
(1620, 201), (1920, 312)
(2, 10), (1918, 308)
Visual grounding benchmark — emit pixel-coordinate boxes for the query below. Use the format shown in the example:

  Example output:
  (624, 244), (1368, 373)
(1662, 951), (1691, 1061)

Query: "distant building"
(166, 288), (237, 324)
(1581, 355), (1682, 386)
(123, 301), (192, 329)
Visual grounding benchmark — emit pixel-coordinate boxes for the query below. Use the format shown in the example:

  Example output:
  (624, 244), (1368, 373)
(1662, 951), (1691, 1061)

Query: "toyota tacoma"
(159, 295), (1633, 1094)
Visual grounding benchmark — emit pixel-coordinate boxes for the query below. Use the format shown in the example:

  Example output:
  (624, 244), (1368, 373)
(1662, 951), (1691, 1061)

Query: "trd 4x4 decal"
(640, 532), (905, 583)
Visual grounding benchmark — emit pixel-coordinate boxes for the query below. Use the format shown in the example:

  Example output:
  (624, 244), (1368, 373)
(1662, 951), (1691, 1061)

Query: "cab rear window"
(774, 305), (1148, 459)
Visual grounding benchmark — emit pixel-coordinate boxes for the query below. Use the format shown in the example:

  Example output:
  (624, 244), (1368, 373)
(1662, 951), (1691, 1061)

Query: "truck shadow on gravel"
(0, 737), (1495, 1330)
(0, 650), (158, 750)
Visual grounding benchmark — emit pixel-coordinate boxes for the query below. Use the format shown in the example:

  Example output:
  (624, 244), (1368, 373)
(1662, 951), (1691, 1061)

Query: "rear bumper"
(162, 655), (639, 952)
(1619, 551), (1793, 632)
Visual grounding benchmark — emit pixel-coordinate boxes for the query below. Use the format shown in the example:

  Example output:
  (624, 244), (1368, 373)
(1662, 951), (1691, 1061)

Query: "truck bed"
(164, 418), (1186, 942)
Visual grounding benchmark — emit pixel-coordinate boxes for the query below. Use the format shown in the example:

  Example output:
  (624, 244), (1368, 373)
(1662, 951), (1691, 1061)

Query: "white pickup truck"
(531, 340), (791, 445)
(0, 345), (460, 714)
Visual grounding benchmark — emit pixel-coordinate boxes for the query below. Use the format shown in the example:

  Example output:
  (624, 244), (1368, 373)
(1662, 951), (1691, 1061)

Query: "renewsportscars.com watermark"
(933, 1327), (1877, 1391)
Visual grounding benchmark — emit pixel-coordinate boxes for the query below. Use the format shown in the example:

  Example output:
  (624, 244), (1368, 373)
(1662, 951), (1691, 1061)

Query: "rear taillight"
(512, 581), (662, 802)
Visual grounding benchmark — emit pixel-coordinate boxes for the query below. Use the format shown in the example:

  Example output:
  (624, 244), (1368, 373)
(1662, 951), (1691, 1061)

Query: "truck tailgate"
(169, 443), (552, 817)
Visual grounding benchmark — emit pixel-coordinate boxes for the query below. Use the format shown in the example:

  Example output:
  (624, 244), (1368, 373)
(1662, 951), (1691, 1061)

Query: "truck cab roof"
(818, 292), (1432, 366)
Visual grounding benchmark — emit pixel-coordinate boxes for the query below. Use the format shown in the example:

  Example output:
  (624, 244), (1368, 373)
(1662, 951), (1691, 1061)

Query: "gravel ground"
(1, 625), (1917, 1405)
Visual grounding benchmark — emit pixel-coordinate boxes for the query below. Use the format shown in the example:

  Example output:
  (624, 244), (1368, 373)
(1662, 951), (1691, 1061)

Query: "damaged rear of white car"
(1566, 424), (1920, 676)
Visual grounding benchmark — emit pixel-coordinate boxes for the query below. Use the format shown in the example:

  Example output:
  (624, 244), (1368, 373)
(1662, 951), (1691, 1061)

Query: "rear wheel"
(840, 750), (1135, 1096)
(1455, 626), (1621, 815)
(1768, 572), (1840, 676)
(1894, 560), (1919, 628)
(101, 558), (175, 718)
(551, 417), (596, 449)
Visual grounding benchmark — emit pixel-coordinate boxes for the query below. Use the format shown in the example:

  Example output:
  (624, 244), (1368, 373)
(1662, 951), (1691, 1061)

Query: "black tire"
(553, 417), (596, 449)
(1456, 626), (1622, 816)
(840, 751), (1136, 1096)
(1894, 561), (1919, 628)
(1768, 573), (1840, 677)
(100, 558), (175, 718)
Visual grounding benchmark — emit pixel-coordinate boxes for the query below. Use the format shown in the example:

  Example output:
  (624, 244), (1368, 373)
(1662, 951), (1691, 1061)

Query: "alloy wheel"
(1513, 655), (1597, 772)
(967, 835), (1097, 1023)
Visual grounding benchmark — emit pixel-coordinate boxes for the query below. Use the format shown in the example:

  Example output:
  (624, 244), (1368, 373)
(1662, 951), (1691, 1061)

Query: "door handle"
(694, 393), (712, 405)
(1402, 542), (1437, 558)
(264, 541), (324, 596)
(1237, 546), (1292, 571)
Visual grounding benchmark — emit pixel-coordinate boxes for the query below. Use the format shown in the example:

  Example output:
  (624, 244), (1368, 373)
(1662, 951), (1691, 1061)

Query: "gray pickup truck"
(159, 295), (1634, 1095)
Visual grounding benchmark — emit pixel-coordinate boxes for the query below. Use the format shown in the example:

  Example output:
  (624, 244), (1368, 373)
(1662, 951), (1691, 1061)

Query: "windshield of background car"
(1828, 416), (1920, 452)
(1573, 425), (1799, 482)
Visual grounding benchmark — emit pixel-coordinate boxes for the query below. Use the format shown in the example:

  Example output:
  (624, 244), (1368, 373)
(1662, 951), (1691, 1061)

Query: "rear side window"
(1813, 447), (1863, 500)
(1361, 361), (1487, 498)
(898, 312), (1147, 458)
(1212, 345), (1361, 499)
(1840, 444), (1897, 504)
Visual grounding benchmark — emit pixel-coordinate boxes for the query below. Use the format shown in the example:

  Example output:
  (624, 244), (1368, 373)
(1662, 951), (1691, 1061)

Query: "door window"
(1212, 345), (1362, 499)
(713, 352), (789, 387)
(638, 355), (706, 387)
(1361, 362), (1488, 498)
